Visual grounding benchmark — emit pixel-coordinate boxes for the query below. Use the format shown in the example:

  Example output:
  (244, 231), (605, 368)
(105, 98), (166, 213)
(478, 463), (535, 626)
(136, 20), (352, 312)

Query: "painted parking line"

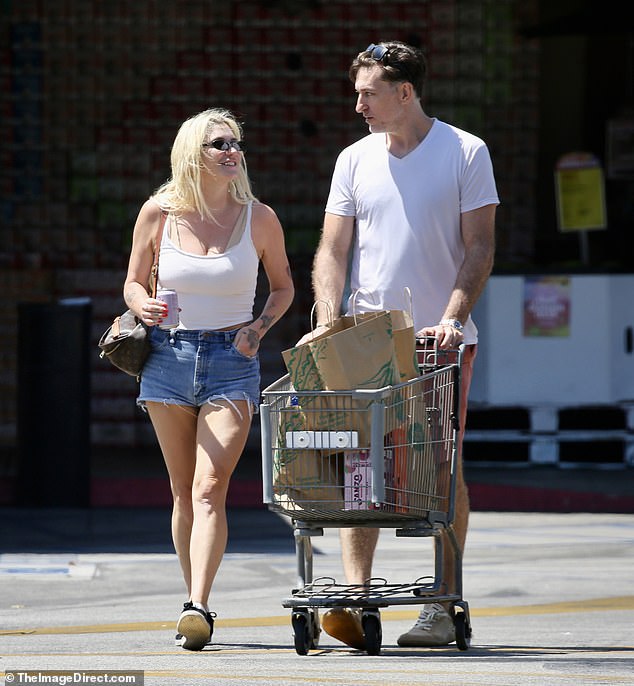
(2, 595), (633, 637)
(0, 564), (97, 578)
(0, 555), (97, 578)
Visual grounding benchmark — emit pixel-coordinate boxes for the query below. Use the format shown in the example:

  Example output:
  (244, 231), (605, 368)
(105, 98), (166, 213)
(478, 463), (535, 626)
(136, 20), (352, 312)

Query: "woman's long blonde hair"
(153, 108), (256, 220)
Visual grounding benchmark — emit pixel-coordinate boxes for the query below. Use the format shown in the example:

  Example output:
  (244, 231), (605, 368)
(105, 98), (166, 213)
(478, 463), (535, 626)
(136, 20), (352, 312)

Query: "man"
(304, 41), (498, 648)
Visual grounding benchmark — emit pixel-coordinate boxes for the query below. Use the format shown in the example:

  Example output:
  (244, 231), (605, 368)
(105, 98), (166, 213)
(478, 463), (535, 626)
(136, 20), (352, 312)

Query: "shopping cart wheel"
(292, 610), (312, 655)
(362, 610), (382, 656)
(453, 610), (471, 651)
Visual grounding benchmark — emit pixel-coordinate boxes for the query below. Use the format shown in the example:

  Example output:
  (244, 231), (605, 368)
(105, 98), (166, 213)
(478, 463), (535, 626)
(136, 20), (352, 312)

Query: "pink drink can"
(157, 289), (179, 329)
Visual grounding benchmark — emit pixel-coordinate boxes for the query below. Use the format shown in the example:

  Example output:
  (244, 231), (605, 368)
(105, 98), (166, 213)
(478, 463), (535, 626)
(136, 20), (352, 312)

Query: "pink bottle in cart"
(157, 289), (179, 329)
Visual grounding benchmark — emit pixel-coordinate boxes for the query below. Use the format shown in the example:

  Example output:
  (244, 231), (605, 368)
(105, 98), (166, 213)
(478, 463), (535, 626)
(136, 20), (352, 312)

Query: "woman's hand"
(234, 325), (260, 357)
(139, 297), (167, 327)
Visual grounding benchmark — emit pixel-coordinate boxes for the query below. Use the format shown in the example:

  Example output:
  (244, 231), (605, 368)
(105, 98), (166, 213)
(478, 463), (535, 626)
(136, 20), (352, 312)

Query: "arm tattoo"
(125, 286), (139, 307)
(244, 328), (260, 350)
(259, 314), (274, 331)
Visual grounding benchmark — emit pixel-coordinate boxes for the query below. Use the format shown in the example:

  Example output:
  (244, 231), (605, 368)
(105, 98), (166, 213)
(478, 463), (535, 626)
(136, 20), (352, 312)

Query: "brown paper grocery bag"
(294, 391), (374, 455)
(393, 326), (419, 382)
(284, 312), (401, 451)
(307, 311), (400, 390)
(282, 310), (419, 391)
(382, 378), (446, 515)
(282, 309), (416, 466)
(273, 405), (343, 510)
(282, 317), (349, 391)
(349, 309), (419, 383)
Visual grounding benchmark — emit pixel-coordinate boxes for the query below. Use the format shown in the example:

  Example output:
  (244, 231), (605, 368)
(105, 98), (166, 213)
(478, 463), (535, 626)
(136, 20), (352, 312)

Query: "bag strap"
(149, 210), (167, 298)
(350, 287), (379, 325)
(310, 299), (334, 331)
(112, 315), (122, 338)
(350, 287), (414, 325)
(403, 286), (414, 324)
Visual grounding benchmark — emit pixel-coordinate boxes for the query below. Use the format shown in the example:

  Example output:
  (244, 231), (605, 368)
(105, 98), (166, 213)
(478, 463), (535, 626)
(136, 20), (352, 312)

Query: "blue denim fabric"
(137, 326), (260, 412)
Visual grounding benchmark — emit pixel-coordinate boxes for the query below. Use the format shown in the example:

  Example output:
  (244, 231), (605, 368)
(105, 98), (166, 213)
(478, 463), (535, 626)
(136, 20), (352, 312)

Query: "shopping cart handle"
(416, 335), (439, 348)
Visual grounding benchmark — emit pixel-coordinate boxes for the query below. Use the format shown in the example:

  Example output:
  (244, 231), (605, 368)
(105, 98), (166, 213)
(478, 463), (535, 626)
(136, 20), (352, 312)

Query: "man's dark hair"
(349, 41), (427, 99)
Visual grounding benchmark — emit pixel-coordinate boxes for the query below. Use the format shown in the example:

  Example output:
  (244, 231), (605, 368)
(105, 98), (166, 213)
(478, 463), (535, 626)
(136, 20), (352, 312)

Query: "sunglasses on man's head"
(366, 43), (390, 61)
(365, 43), (414, 84)
(202, 138), (246, 152)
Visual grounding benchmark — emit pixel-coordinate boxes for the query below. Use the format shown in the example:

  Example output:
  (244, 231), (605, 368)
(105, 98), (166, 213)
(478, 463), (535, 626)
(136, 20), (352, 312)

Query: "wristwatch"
(440, 318), (463, 331)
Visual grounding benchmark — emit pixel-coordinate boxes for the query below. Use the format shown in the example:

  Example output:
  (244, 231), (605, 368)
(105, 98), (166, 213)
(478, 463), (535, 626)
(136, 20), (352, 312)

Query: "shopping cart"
(260, 340), (471, 655)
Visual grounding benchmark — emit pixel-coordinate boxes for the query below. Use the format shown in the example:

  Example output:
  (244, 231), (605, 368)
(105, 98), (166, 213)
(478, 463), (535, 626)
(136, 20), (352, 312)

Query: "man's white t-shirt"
(325, 118), (499, 344)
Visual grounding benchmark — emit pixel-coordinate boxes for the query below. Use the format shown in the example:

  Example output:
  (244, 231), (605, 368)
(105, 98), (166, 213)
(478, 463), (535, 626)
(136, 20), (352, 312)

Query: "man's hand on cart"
(417, 320), (464, 350)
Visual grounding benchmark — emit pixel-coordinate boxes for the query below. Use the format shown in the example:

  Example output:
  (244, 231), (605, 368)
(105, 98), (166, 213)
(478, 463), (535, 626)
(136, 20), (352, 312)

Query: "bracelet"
(440, 318), (463, 331)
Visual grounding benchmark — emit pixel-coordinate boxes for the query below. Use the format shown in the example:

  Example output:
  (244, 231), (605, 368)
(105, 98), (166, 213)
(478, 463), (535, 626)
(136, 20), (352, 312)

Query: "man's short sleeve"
(460, 142), (499, 213)
(325, 148), (357, 217)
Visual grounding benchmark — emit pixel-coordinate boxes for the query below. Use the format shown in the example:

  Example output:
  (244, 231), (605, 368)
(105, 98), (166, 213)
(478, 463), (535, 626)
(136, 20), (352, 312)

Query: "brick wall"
(0, 0), (539, 450)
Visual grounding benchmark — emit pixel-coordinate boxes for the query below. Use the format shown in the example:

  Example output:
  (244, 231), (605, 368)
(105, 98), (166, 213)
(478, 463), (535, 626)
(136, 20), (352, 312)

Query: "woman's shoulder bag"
(98, 211), (167, 379)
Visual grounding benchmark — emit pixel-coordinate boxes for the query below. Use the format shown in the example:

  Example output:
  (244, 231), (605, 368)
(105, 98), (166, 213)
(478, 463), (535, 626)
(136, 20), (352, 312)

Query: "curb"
(1, 477), (633, 513)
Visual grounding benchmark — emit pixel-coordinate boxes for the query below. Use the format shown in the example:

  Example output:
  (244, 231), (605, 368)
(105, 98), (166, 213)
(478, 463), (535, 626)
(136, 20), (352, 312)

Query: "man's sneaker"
(322, 608), (365, 650)
(397, 603), (455, 647)
(176, 602), (215, 651)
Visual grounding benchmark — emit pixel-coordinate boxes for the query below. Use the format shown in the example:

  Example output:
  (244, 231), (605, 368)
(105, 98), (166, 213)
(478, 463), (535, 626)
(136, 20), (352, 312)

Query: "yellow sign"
(554, 153), (607, 232)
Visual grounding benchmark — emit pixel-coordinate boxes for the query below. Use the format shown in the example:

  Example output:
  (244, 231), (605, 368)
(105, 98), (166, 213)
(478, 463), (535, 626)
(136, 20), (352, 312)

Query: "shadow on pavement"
(0, 507), (296, 554)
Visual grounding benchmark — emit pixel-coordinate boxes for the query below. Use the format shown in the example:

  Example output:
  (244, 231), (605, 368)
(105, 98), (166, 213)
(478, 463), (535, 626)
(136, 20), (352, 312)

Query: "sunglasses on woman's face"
(201, 138), (246, 153)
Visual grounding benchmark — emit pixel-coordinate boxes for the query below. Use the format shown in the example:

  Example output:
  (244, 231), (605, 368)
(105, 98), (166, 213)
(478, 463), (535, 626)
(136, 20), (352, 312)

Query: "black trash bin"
(17, 298), (92, 507)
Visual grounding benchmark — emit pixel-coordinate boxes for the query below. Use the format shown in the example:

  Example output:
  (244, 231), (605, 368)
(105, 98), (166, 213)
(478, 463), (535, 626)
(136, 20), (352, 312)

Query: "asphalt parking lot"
(1, 507), (633, 685)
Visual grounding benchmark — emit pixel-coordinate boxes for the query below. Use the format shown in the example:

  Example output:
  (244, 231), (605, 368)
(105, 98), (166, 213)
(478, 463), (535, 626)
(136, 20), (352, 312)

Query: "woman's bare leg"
(146, 402), (198, 594)
(188, 399), (252, 608)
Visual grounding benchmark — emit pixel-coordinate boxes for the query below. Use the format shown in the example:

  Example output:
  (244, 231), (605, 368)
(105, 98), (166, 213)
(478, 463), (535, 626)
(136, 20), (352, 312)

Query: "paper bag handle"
(310, 299), (334, 331)
(348, 287), (414, 327)
(350, 288), (380, 325)
(403, 286), (414, 319)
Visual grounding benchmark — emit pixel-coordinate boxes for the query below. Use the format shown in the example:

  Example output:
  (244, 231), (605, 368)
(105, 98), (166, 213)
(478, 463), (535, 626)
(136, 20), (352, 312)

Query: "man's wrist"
(440, 318), (463, 331)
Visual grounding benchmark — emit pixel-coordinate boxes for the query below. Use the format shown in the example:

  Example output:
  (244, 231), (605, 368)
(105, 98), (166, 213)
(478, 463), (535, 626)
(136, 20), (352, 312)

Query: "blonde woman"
(123, 108), (294, 650)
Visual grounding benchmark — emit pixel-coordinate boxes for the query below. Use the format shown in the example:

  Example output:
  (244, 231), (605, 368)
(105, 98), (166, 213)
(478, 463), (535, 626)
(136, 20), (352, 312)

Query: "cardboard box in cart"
(343, 450), (372, 510)
(342, 431), (409, 513)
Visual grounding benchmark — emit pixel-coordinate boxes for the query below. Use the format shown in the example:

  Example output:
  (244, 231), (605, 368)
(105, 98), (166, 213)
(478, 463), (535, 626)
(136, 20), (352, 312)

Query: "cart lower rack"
(260, 349), (471, 655)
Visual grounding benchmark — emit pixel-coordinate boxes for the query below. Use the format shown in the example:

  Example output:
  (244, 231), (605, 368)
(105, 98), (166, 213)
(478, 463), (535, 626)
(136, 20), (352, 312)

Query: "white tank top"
(156, 202), (259, 330)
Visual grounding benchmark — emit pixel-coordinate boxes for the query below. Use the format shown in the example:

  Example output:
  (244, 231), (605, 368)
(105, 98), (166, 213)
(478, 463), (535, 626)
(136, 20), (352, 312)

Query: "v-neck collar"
(385, 117), (436, 160)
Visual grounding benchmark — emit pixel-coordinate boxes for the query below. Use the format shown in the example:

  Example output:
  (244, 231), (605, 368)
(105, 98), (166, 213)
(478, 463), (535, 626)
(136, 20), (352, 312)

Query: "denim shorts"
(137, 327), (260, 413)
